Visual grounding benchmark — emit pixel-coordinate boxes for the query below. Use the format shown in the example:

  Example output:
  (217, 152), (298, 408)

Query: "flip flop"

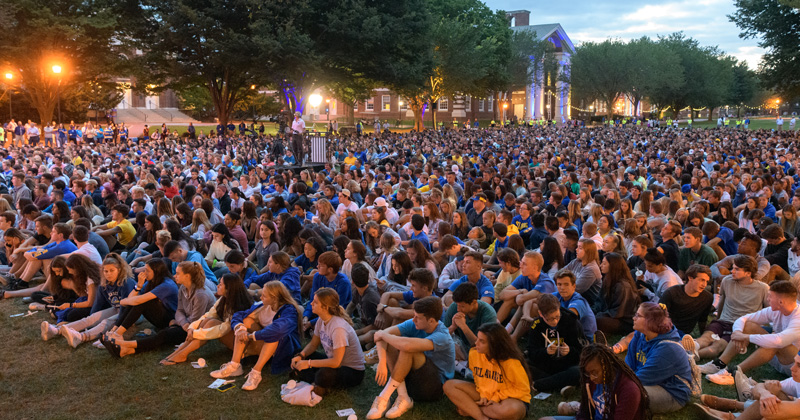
(159, 358), (178, 366)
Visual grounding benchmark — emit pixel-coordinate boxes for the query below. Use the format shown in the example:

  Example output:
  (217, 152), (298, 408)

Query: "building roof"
(511, 23), (575, 54)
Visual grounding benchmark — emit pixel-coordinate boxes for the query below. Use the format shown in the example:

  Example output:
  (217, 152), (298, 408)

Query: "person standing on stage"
(291, 112), (306, 166)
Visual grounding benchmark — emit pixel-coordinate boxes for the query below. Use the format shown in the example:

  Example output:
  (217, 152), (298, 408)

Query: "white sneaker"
(558, 401), (581, 415)
(92, 339), (105, 349)
(60, 325), (83, 348)
(707, 369), (734, 386)
(385, 396), (414, 419)
(735, 368), (756, 401)
(366, 396), (390, 420)
(29, 302), (46, 311)
(210, 362), (243, 379)
(242, 369), (262, 391)
(699, 361), (723, 375)
(41, 321), (59, 341)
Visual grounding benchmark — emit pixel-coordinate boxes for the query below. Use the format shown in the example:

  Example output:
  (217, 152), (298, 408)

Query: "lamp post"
(52, 65), (62, 124)
(503, 102), (508, 122)
(398, 100), (404, 126)
(325, 98), (330, 121)
(545, 104), (551, 121)
(4, 73), (12, 120)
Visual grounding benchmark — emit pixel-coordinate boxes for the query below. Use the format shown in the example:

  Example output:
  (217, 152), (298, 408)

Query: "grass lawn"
(1, 297), (788, 420)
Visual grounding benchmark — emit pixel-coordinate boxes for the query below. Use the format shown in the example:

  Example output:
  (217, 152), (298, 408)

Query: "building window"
(366, 98), (374, 111)
(439, 97), (449, 111)
(353, 101), (358, 111)
(479, 99), (485, 112)
(465, 96), (472, 111)
(382, 95), (391, 111)
(488, 97), (493, 111)
(399, 98), (408, 110)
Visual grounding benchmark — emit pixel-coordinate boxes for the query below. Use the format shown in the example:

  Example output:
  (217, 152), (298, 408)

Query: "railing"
(119, 104), (147, 122)
(151, 108), (174, 121)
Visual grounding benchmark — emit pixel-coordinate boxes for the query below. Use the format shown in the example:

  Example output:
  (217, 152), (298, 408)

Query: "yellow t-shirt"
(506, 224), (519, 237)
(469, 349), (531, 403)
(344, 156), (358, 167)
(108, 219), (136, 246)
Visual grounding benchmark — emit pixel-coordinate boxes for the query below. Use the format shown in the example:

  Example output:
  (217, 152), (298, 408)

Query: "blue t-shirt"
(402, 290), (416, 305)
(449, 274), (495, 301)
(410, 231), (432, 252)
(510, 272), (556, 293)
(397, 319), (455, 383)
(172, 251), (218, 285)
(555, 291), (597, 340)
(146, 278), (179, 313)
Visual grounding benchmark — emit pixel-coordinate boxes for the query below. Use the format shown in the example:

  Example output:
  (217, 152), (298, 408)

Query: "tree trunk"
(708, 107), (715, 121)
(411, 104), (424, 132)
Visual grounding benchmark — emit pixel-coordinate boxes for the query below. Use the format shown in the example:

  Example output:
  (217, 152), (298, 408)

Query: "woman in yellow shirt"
(444, 323), (531, 420)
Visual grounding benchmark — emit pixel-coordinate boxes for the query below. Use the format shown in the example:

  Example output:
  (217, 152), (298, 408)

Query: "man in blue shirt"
(497, 251), (556, 341)
(444, 251), (494, 306)
(554, 269), (597, 340)
(11, 223), (78, 291)
(369, 296), (455, 419)
(164, 240), (217, 287)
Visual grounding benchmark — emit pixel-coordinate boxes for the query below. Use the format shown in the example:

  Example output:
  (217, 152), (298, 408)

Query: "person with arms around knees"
(444, 323), (530, 420)
(701, 280), (800, 386)
(443, 282), (498, 362)
(695, 255), (769, 361)
(210, 280), (302, 391)
(368, 296), (455, 419)
(291, 287), (365, 396)
(160, 272), (253, 365)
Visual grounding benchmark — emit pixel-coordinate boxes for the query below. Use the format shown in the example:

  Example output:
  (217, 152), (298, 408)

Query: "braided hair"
(578, 344), (651, 420)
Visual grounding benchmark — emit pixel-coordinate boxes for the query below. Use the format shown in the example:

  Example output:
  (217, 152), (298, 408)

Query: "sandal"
(101, 336), (122, 359)
(159, 358), (178, 366)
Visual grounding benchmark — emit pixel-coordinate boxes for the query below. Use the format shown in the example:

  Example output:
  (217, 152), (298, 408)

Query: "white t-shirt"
(257, 304), (276, 327)
(780, 377), (800, 398)
(336, 201), (359, 218)
(291, 118), (306, 134)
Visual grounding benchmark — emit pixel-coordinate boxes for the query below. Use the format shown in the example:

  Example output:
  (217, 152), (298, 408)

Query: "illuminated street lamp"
(4, 73), (12, 119)
(52, 65), (63, 124)
(398, 100), (404, 125)
(503, 102), (508, 121)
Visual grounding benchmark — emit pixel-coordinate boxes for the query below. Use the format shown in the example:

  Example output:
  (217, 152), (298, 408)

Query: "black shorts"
(405, 357), (444, 402)
(706, 320), (734, 342)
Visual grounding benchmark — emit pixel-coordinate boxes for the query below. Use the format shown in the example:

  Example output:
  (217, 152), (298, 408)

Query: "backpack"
(660, 340), (702, 397)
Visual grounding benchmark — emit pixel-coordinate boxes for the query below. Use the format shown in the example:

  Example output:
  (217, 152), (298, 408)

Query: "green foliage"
(730, 0), (800, 99)
(0, 0), (126, 124)
(567, 39), (630, 116)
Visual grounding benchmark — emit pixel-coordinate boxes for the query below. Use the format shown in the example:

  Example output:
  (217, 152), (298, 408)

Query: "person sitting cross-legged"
(701, 280), (800, 386)
(540, 344), (648, 420)
(526, 293), (586, 394)
(368, 296), (455, 419)
(444, 323), (531, 420)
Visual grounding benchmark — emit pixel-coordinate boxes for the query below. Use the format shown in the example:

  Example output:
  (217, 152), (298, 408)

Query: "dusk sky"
(484, 0), (765, 68)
